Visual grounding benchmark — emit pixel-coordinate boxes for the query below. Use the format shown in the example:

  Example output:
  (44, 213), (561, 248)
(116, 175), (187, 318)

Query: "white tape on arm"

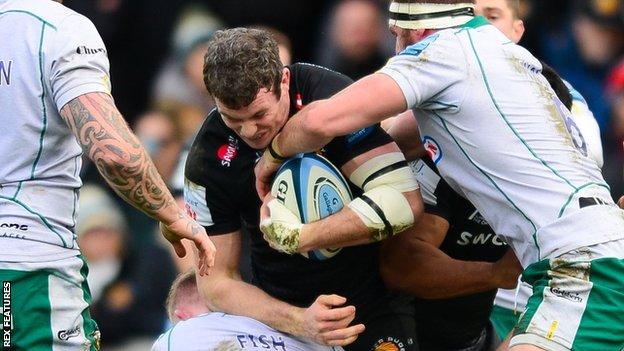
(348, 185), (415, 241)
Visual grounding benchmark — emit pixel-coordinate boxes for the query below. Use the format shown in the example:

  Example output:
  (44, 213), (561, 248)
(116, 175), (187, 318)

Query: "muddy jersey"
(185, 63), (398, 317)
(379, 16), (623, 268)
(411, 157), (507, 348)
(0, 0), (111, 262)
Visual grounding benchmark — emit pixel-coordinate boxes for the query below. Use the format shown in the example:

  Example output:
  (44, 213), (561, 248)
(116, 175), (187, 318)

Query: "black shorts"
(418, 321), (501, 351)
(345, 293), (418, 351)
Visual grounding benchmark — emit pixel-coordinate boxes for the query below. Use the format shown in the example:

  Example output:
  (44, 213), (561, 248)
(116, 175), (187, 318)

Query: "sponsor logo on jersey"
(374, 337), (406, 351)
(236, 334), (286, 350)
(76, 46), (106, 55)
(0, 223), (28, 231)
(0, 60), (12, 86)
(184, 179), (214, 227)
(550, 287), (583, 303)
(295, 92), (304, 110)
(58, 325), (81, 341)
(422, 136), (442, 164)
(457, 232), (507, 246)
(217, 136), (239, 167)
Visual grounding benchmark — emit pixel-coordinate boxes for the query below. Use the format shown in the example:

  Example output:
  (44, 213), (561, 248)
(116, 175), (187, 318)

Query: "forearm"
(298, 207), (373, 252)
(298, 189), (422, 252)
(60, 93), (179, 224)
(272, 101), (334, 157)
(200, 275), (305, 336)
(381, 238), (499, 299)
(274, 74), (408, 158)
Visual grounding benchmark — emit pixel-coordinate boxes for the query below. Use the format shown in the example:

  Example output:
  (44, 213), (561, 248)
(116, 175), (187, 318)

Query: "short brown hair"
(203, 28), (283, 109)
(165, 269), (201, 322)
(505, 0), (520, 19)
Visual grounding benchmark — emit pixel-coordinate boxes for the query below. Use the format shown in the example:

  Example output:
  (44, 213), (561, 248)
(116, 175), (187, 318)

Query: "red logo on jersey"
(185, 203), (197, 220)
(423, 136), (442, 164)
(295, 93), (304, 110)
(217, 136), (239, 167)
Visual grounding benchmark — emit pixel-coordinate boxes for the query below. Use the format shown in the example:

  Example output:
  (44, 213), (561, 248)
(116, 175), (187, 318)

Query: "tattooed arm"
(60, 92), (216, 275)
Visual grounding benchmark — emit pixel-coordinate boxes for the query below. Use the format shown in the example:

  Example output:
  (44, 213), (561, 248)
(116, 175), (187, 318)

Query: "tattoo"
(60, 93), (175, 219)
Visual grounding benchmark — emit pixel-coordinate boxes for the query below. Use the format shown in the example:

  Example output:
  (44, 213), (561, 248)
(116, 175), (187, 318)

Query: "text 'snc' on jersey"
(0, 0), (111, 261)
(379, 16), (624, 267)
(185, 63), (395, 313)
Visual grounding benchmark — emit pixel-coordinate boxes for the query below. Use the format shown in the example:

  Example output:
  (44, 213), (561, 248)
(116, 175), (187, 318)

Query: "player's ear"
(281, 67), (290, 87)
(174, 308), (190, 322)
(512, 19), (525, 43)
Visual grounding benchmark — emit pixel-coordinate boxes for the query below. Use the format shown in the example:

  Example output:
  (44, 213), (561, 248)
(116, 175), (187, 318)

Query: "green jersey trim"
(557, 182), (612, 218)
(465, 30), (578, 193)
(30, 22), (49, 182)
(0, 195), (68, 247)
(434, 112), (541, 257)
(461, 16), (489, 29)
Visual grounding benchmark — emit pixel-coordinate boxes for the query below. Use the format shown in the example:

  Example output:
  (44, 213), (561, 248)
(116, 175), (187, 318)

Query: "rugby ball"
(270, 153), (353, 260)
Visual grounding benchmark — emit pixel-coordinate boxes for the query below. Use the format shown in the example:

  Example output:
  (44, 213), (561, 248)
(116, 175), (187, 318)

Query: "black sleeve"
(288, 64), (396, 168)
(424, 179), (455, 222)
(324, 125), (395, 168)
(184, 114), (242, 235)
(413, 158), (454, 222)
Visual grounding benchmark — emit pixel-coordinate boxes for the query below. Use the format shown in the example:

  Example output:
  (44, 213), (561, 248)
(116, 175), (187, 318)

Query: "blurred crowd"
(61, 0), (624, 349)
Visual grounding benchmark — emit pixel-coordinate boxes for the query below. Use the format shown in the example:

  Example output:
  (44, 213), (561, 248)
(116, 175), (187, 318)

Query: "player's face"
(216, 69), (291, 149)
(475, 0), (524, 43)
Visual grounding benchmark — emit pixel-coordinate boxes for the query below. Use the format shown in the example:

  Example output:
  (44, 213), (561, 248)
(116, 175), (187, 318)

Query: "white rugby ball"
(271, 153), (352, 260)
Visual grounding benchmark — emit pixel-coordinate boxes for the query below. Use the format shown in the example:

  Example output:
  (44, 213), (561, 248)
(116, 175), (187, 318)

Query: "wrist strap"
(268, 136), (288, 162)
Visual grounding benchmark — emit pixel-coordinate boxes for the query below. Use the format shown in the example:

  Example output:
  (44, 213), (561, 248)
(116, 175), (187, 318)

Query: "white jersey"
(152, 313), (342, 351)
(379, 16), (624, 267)
(0, 0), (111, 261)
(494, 81), (605, 311)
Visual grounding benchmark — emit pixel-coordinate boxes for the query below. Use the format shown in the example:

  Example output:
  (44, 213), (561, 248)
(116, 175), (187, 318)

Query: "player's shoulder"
(2, 0), (91, 29)
(288, 63), (353, 101)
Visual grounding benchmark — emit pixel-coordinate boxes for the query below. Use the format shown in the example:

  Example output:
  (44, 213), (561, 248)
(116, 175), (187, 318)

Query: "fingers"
(260, 194), (272, 221)
(322, 324), (365, 346)
(316, 294), (347, 307)
(618, 195), (624, 209)
(195, 235), (216, 276)
(318, 305), (356, 323)
(172, 240), (186, 258)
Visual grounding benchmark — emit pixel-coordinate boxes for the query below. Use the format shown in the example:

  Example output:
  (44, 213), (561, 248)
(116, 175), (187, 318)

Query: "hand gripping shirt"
(379, 16), (623, 267)
(0, 0), (111, 261)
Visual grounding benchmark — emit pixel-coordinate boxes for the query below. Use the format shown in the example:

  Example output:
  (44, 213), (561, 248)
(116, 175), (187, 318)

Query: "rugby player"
(184, 28), (422, 350)
(380, 1), (606, 349)
(255, 1), (624, 350)
(152, 270), (341, 351)
(472, 0), (604, 341)
(0, 0), (215, 350)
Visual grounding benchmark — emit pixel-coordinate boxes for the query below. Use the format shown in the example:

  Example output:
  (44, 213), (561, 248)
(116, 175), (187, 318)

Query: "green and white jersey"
(494, 83), (605, 312)
(0, 0), (111, 261)
(379, 16), (623, 268)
